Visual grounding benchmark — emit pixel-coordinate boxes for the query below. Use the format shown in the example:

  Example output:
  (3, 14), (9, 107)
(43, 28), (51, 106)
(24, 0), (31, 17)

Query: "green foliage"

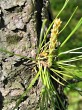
(50, 0), (82, 54)
(50, 1), (82, 109)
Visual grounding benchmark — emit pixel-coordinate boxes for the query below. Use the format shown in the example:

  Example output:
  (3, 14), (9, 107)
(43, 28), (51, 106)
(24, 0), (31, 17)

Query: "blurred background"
(50, 0), (82, 110)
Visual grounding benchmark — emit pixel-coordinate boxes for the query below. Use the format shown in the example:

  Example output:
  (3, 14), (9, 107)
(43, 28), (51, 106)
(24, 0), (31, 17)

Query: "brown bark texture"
(0, 0), (50, 110)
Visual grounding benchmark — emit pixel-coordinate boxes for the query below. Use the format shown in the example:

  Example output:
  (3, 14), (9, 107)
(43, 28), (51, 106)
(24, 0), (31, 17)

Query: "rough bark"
(0, 0), (51, 110)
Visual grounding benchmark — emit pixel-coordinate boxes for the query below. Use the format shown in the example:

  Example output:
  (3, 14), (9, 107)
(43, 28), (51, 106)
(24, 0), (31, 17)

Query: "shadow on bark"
(0, 92), (4, 110)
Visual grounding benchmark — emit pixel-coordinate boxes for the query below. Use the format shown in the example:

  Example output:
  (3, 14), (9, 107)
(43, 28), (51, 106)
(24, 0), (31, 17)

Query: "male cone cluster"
(48, 18), (62, 67)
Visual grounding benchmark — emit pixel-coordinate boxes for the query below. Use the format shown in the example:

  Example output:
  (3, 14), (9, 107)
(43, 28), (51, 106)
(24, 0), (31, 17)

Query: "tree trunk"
(0, 0), (51, 110)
